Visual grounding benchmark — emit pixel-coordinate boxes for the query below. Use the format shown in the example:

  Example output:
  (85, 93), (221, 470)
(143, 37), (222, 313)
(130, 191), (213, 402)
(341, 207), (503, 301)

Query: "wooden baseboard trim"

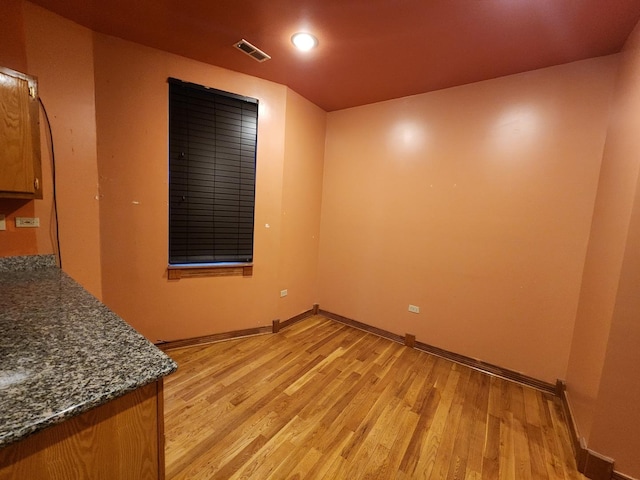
(612, 471), (639, 480)
(413, 339), (557, 395)
(558, 382), (584, 461)
(157, 305), (319, 350)
(156, 326), (271, 351)
(318, 309), (405, 345)
(272, 319), (281, 333)
(582, 449), (614, 480)
(317, 309), (556, 394)
(404, 333), (416, 348)
(558, 382), (629, 480)
(276, 306), (318, 332)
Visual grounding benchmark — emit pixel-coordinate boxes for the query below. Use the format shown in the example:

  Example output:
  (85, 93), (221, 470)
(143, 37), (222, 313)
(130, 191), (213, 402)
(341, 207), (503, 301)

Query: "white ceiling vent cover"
(234, 39), (271, 63)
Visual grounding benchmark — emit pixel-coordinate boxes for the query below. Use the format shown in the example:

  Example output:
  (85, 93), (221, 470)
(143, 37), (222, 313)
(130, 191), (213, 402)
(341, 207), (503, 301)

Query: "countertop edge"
(0, 366), (176, 448)
(0, 255), (178, 449)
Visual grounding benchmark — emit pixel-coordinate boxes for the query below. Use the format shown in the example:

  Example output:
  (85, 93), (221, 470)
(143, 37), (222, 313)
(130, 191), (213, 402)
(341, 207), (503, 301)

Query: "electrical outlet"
(15, 217), (40, 228)
(280, 289), (288, 297)
(0, 215), (5, 231)
(408, 304), (420, 314)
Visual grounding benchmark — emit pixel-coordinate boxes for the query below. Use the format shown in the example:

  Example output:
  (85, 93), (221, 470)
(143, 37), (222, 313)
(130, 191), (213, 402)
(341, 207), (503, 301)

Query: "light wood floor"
(164, 315), (585, 480)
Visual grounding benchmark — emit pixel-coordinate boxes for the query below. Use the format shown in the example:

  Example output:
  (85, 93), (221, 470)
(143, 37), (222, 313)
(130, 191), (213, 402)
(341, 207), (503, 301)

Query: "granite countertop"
(0, 255), (177, 448)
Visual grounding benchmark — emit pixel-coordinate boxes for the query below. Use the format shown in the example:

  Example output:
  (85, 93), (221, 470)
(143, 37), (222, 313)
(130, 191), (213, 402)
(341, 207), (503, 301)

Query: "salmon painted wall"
(589, 186), (640, 475)
(565, 22), (640, 444)
(93, 34), (325, 341)
(318, 57), (618, 383)
(567, 20), (640, 478)
(277, 89), (326, 321)
(0, 0), (27, 73)
(0, 3), (102, 300)
(20, 3), (102, 299)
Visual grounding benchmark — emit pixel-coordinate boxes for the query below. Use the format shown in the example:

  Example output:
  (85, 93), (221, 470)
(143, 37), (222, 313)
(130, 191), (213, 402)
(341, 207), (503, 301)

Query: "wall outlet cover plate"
(15, 217), (40, 228)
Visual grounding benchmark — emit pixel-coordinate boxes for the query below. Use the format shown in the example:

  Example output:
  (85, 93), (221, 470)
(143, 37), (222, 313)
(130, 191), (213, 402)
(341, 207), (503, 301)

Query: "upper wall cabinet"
(0, 66), (42, 199)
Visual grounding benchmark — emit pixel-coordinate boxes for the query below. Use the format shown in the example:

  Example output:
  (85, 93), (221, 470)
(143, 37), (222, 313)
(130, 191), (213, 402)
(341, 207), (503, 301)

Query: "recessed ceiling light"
(291, 32), (318, 52)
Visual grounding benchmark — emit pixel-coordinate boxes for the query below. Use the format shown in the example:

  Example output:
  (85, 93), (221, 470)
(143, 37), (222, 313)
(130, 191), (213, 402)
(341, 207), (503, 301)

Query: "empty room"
(1, 1), (639, 479)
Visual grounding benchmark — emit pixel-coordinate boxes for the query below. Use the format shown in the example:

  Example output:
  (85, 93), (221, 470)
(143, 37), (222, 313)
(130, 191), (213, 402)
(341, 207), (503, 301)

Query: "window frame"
(166, 78), (258, 279)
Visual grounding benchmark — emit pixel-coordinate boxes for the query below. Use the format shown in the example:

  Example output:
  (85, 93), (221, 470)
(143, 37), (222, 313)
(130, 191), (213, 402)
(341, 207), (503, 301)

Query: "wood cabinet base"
(0, 380), (165, 480)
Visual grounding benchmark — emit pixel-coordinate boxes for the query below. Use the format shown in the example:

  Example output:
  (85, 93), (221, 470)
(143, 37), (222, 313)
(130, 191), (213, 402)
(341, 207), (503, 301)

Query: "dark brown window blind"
(168, 78), (258, 265)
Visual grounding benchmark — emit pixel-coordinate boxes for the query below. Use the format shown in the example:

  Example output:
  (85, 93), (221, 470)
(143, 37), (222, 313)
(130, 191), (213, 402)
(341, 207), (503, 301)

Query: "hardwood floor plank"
(526, 423), (550, 480)
(465, 373), (490, 478)
(341, 370), (401, 468)
(360, 443), (392, 480)
(407, 368), (461, 477)
(499, 413), (517, 480)
(272, 446), (322, 480)
(448, 370), (483, 480)
(375, 405), (420, 478)
(303, 427), (355, 479)
(514, 417), (534, 480)
(482, 413), (502, 479)
(524, 385), (543, 427)
(163, 316), (585, 479)
(431, 367), (472, 479)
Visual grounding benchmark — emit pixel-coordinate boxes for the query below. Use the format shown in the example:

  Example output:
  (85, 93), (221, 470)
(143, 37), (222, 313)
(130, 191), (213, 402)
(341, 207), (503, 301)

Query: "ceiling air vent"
(234, 39), (271, 63)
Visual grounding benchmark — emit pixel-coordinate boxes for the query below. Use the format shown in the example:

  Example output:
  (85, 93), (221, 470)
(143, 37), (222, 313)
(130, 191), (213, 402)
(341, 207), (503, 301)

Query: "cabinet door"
(0, 67), (42, 199)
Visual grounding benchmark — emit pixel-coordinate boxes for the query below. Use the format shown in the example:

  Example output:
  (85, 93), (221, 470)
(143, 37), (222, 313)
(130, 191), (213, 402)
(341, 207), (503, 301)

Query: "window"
(168, 78), (258, 273)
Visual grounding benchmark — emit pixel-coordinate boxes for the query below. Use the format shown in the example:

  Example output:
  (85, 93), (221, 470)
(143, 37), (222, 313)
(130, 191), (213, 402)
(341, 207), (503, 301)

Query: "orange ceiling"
(28, 0), (640, 111)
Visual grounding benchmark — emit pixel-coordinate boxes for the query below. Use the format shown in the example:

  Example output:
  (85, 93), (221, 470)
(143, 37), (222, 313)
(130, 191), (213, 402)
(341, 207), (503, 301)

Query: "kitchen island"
(0, 255), (177, 479)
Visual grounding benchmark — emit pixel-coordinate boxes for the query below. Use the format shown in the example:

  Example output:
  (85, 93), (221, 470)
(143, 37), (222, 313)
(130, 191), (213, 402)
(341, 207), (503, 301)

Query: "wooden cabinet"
(0, 66), (42, 199)
(0, 381), (167, 480)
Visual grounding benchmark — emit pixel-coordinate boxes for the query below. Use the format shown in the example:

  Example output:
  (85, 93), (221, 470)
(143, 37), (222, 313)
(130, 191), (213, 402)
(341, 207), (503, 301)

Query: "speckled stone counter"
(0, 255), (177, 448)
